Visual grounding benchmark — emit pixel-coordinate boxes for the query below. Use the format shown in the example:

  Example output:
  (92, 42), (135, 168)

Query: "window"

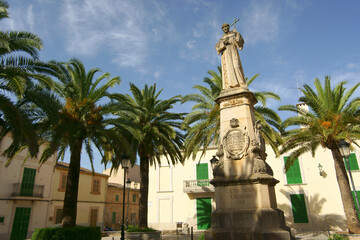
(284, 157), (302, 184)
(133, 194), (136, 202)
(55, 208), (63, 224)
(290, 194), (309, 223)
(196, 163), (209, 187)
(20, 168), (36, 196)
(345, 153), (359, 171)
(115, 194), (119, 201)
(112, 212), (116, 224)
(58, 172), (67, 191)
(91, 178), (101, 194)
(89, 209), (98, 226)
(130, 213), (136, 225)
(0, 216), (4, 223)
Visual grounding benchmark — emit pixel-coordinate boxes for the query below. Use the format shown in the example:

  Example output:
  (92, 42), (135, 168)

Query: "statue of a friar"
(215, 23), (247, 90)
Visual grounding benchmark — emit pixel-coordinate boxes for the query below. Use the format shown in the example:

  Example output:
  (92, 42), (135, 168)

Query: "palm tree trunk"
(61, 139), (82, 228)
(138, 145), (149, 228)
(331, 148), (360, 234)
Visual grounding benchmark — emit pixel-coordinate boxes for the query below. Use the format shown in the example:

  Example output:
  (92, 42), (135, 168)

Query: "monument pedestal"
(207, 23), (293, 239)
(205, 177), (292, 240)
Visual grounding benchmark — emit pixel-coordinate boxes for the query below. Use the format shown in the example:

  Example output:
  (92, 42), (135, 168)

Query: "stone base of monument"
(205, 177), (293, 240)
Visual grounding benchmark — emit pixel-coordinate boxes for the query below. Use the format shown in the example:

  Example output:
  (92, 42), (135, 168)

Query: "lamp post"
(338, 139), (360, 211)
(126, 178), (131, 228)
(121, 155), (130, 240)
(210, 155), (219, 177)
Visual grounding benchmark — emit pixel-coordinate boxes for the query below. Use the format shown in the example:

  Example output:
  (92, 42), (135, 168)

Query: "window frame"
(91, 177), (101, 194)
(53, 207), (63, 224)
(58, 172), (67, 192)
(89, 207), (99, 226)
(283, 156), (305, 185)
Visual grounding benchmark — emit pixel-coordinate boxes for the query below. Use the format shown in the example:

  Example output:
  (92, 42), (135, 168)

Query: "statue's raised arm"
(215, 23), (247, 90)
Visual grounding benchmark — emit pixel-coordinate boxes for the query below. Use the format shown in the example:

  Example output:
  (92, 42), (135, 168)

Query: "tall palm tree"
(279, 76), (360, 233)
(112, 83), (184, 228)
(20, 58), (131, 227)
(0, 0), (44, 158)
(182, 66), (282, 160)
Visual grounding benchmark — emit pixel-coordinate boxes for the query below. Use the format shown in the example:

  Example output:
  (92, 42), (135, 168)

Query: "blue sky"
(4, 0), (360, 172)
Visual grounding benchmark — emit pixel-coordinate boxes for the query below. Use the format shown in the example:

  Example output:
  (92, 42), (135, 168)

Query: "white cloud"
(60, 0), (169, 68)
(346, 63), (358, 69)
(2, 4), (35, 32)
(241, 0), (280, 44)
(186, 40), (196, 49)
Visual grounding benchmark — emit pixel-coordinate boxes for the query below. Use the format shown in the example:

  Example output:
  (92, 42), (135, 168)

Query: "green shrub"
(328, 233), (349, 240)
(126, 225), (157, 232)
(198, 233), (205, 240)
(31, 226), (101, 240)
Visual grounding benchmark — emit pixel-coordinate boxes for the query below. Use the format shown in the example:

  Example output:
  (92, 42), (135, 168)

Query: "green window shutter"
(351, 191), (360, 220)
(112, 212), (116, 224)
(196, 198), (212, 230)
(196, 163), (209, 187)
(115, 195), (119, 201)
(284, 157), (302, 184)
(0, 216), (4, 223)
(20, 168), (36, 196)
(290, 194), (309, 223)
(10, 207), (31, 240)
(345, 153), (359, 171)
(133, 194), (136, 202)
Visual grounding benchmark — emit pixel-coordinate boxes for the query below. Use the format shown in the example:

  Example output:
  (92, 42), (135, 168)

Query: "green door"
(290, 194), (309, 223)
(20, 168), (36, 196)
(10, 207), (31, 240)
(196, 163), (209, 187)
(196, 198), (211, 230)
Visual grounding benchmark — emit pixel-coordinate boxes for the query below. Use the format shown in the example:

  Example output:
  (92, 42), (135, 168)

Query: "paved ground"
(101, 232), (331, 240)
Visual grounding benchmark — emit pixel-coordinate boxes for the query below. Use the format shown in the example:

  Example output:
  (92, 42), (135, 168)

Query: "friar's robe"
(215, 29), (246, 90)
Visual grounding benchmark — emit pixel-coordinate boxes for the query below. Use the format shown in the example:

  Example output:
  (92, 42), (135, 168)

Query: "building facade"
(103, 166), (141, 229)
(48, 162), (109, 228)
(147, 145), (360, 232)
(0, 135), (56, 240)
(104, 182), (140, 229)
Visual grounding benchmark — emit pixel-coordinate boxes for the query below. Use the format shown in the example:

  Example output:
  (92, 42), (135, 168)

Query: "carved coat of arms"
(223, 126), (249, 160)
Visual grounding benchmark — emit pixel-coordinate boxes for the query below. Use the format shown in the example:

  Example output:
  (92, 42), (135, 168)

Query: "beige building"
(104, 182), (140, 229)
(48, 162), (109, 228)
(0, 135), (57, 240)
(147, 145), (360, 232)
(103, 165), (141, 229)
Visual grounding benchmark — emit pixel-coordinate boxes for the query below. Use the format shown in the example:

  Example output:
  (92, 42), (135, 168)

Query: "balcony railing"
(12, 183), (44, 198)
(183, 179), (214, 193)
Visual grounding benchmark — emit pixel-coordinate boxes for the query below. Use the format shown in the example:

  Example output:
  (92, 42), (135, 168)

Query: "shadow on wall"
(278, 188), (347, 232)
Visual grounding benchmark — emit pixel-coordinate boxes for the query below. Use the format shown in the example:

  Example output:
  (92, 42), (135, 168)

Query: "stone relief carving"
(223, 125), (249, 160)
(213, 144), (225, 177)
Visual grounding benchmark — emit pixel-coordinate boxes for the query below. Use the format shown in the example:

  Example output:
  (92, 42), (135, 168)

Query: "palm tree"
(279, 76), (360, 233)
(0, 0), (44, 158)
(20, 58), (131, 227)
(112, 83), (184, 228)
(182, 66), (282, 160)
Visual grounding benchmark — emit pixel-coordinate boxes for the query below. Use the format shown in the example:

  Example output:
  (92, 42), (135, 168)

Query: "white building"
(0, 135), (57, 240)
(147, 145), (360, 232)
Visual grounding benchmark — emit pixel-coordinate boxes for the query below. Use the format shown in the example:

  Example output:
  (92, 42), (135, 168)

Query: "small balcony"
(183, 179), (215, 193)
(12, 183), (44, 198)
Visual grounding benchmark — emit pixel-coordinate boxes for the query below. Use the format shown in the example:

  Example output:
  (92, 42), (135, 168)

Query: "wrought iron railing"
(184, 179), (210, 188)
(12, 183), (44, 198)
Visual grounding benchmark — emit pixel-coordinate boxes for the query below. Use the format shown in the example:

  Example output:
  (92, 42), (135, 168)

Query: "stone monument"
(205, 22), (293, 240)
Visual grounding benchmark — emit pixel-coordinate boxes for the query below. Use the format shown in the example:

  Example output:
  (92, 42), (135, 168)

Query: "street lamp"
(210, 155), (219, 177)
(338, 140), (360, 211)
(126, 178), (131, 228)
(121, 154), (130, 240)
